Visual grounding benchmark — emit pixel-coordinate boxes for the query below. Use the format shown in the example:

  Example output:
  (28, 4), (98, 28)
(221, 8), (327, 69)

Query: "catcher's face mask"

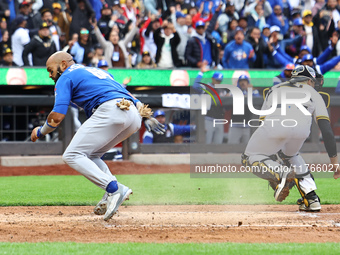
(291, 65), (316, 83)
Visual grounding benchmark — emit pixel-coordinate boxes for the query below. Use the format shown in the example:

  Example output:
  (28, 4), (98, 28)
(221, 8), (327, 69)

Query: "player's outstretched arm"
(31, 111), (66, 142)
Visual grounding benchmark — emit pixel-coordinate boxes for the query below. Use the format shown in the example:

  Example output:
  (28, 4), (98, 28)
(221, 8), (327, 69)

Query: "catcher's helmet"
(291, 65), (316, 82)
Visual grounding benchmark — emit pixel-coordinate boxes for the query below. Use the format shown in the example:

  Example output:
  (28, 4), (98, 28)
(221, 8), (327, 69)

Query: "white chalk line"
(104, 223), (340, 228)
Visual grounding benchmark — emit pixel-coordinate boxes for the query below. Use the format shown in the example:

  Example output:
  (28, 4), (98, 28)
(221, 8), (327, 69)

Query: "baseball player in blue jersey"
(30, 51), (165, 221)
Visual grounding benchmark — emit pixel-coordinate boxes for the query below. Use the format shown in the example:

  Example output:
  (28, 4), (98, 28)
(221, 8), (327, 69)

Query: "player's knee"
(62, 152), (72, 164)
(62, 151), (87, 165)
(62, 151), (78, 165)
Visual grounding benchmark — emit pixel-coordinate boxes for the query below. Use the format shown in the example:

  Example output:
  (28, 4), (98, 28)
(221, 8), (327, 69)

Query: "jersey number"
(86, 68), (114, 80)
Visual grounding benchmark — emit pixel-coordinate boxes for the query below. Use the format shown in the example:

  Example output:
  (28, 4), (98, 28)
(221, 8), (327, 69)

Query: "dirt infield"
(1, 162), (340, 243)
(1, 205), (340, 243)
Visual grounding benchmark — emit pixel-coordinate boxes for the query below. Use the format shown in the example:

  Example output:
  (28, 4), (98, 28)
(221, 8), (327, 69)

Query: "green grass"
(1, 173), (340, 206)
(1, 242), (340, 255)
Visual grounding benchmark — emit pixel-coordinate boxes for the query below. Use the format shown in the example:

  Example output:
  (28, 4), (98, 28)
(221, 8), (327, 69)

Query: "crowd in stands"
(1, 0), (340, 70)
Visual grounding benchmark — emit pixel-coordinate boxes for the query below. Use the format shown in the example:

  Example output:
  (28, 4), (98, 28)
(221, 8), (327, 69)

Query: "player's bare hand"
(31, 127), (40, 142)
(334, 169), (340, 179)
(330, 156), (339, 179)
(199, 60), (209, 71)
(123, 76), (132, 85)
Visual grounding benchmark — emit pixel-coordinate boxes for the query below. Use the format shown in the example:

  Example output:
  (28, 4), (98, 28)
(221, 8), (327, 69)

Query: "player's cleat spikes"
(299, 197), (321, 212)
(274, 168), (295, 202)
(94, 192), (109, 215)
(103, 183), (132, 221)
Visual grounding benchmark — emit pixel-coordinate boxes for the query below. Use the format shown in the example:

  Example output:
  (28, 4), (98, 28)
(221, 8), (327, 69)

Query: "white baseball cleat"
(94, 192), (109, 215)
(298, 198), (321, 212)
(103, 183), (132, 221)
(274, 167), (295, 202)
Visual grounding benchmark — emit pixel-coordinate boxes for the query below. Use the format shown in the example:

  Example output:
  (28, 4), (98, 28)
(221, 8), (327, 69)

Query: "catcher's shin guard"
(277, 150), (293, 167)
(249, 157), (281, 183)
(294, 171), (314, 207)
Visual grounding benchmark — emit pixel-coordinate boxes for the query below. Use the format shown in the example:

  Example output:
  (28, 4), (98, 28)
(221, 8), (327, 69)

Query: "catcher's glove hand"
(144, 117), (165, 134)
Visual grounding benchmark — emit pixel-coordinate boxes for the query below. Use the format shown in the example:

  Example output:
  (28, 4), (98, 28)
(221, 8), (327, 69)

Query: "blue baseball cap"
(212, 72), (223, 81)
(300, 45), (311, 53)
(238, 74), (250, 82)
(293, 17), (303, 26)
(195, 20), (205, 28)
(98, 59), (108, 68)
(154, 110), (165, 118)
(235, 26), (244, 34)
(301, 54), (314, 62)
(176, 11), (186, 19)
(262, 24), (270, 31)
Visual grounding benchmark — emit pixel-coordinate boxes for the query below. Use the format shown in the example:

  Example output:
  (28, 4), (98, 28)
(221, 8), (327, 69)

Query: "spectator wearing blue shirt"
(247, 3), (267, 31)
(285, 18), (304, 56)
(261, 24), (271, 43)
(185, 3), (222, 68)
(143, 110), (192, 143)
(266, 5), (289, 36)
(222, 27), (256, 69)
(196, 0), (220, 14)
(69, 27), (94, 66)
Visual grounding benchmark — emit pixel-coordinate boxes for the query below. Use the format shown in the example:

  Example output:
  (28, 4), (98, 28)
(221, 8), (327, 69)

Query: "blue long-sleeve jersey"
(275, 44), (333, 66)
(222, 41), (256, 69)
(53, 64), (139, 118)
(272, 45), (337, 74)
(266, 13), (289, 35)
